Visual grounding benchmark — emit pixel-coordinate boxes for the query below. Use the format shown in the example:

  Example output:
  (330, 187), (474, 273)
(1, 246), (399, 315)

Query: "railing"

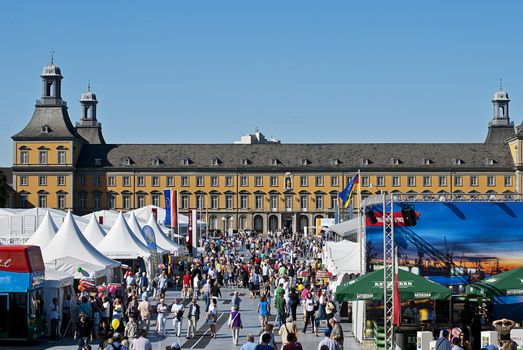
(364, 192), (523, 204)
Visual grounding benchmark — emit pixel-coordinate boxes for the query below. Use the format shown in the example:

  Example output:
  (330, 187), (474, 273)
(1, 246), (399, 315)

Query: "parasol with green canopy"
(335, 268), (451, 302)
(466, 266), (523, 298)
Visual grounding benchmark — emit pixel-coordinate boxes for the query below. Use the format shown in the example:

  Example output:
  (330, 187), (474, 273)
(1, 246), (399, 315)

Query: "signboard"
(141, 225), (158, 277)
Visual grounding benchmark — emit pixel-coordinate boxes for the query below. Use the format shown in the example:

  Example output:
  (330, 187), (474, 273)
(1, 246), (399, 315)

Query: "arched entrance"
(209, 215), (217, 230)
(268, 215), (279, 232)
(298, 215), (309, 234)
(253, 215), (264, 233)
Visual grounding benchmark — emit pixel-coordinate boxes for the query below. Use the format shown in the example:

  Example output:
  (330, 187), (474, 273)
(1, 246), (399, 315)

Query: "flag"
(338, 174), (359, 208)
(163, 189), (177, 229)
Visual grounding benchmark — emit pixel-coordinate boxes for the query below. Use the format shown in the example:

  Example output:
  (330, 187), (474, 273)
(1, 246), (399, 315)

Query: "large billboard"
(365, 201), (523, 280)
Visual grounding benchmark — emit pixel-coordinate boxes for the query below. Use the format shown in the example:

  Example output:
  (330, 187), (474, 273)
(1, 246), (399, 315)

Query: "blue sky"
(1, 1), (522, 166)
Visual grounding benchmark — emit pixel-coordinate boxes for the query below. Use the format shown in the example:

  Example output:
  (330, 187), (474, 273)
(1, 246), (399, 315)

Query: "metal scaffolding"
(383, 194), (395, 350)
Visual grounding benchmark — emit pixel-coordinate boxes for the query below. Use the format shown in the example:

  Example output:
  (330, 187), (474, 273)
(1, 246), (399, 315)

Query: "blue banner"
(141, 225), (157, 252)
(0, 271), (31, 292)
(163, 189), (171, 227)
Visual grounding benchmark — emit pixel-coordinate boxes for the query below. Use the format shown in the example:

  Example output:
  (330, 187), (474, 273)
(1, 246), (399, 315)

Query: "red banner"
(0, 246), (44, 273)
(366, 212), (420, 227)
(172, 190), (178, 229)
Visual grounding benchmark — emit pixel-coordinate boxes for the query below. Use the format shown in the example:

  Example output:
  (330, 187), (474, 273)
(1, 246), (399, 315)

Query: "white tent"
(45, 256), (107, 279)
(127, 212), (168, 254)
(82, 213), (107, 246)
(145, 215), (185, 256)
(323, 240), (361, 277)
(327, 218), (359, 238)
(96, 212), (151, 260)
(42, 212), (120, 280)
(26, 210), (58, 249)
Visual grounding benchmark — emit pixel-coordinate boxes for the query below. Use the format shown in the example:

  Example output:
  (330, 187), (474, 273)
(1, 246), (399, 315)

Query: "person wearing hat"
(156, 298), (168, 337)
(329, 318), (344, 350)
(279, 316), (298, 349)
(317, 328), (339, 350)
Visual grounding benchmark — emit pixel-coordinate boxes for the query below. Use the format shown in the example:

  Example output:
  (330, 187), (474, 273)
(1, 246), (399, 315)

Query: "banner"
(141, 225), (158, 276)
(172, 190), (178, 230)
(187, 209), (193, 256)
(163, 189), (172, 227)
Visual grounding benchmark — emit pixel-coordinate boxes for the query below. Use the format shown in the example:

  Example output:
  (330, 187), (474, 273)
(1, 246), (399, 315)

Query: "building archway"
(209, 215), (218, 230)
(298, 215), (309, 234)
(239, 215), (248, 231)
(253, 215), (264, 233)
(268, 215), (279, 232)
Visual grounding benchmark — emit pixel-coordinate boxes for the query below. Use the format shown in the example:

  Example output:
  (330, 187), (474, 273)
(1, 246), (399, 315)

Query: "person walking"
(257, 332), (276, 350)
(257, 295), (271, 332)
(170, 298), (184, 337)
(232, 291), (242, 310)
(124, 316), (139, 348)
(279, 317), (298, 349)
(186, 298), (200, 339)
(274, 289), (286, 327)
(317, 328), (339, 350)
(240, 334), (257, 350)
(137, 296), (151, 335)
(302, 292), (317, 335)
(329, 318), (344, 350)
(228, 306), (243, 346)
(207, 297), (218, 338)
(156, 298), (168, 337)
(133, 329), (152, 350)
(435, 329), (452, 350)
(282, 333), (303, 350)
(49, 297), (60, 340)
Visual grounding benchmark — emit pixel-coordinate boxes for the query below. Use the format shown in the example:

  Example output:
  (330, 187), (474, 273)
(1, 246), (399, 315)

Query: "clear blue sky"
(1, 1), (522, 166)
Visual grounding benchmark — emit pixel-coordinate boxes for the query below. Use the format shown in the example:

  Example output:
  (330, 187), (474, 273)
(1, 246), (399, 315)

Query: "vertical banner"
(172, 190), (178, 231)
(141, 225), (158, 277)
(163, 189), (172, 227)
(187, 209), (193, 256)
(191, 210), (197, 257)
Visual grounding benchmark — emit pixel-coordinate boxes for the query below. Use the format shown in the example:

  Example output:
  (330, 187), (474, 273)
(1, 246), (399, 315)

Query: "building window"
(270, 176), (278, 187)
(285, 195), (293, 210)
(392, 176), (400, 187)
(315, 195), (324, 209)
(94, 193), (101, 210)
(255, 176), (263, 187)
(95, 176), (102, 186)
(330, 176), (339, 187)
(377, 176), (385, 187)
(152, 194), (160, 207)
(196, 194), (204, 209)
(240, 195), (248, 209)
(137, 195), (145, 208)
(182, 158), (190, 166)
(504, 176), (512, 187)
(271, 158), (279, 165)
(330, 194), (338, 209)
(167, 176), (174, 187)
(181, 176), (189, 187)
(487, 176), (495, 187)
(439, 176), (447, 187)
(38, 176), (47, 186)
(181, 195), (189, 209)
(407, 176), (415, 187)
(225, 195), (234, 209)
(20, 150), (28, 164)
(423, 176), (431, 187)
(57, 176), (65, 186)
(123, 195), (131, 209)
(56, 194), (66, 209)
(241, 158), (249, 165)
(57, 150), (66, 165)
(211, 176), (219, 187)
(361, 176), (370, 187)
(79, 194), (86, 210)
(20, 194), (28, 208)
(108, 176), (116, 187)
(300, 195), (308, 210)
(212, 158), (220, 166)
(315, 176), (324, 187)
(255, 195), (263, 209)
(300, 176), (308, 187)
(137, 176), (145, 187)
(225, 176), (233, 187)
(240, 176), (248, 187)
(108, 194), (116, 209)
(211, 195), (219, 209)
(196, 176), (204, 187)
(470, 176), (478, 187)
(454, 176), (462, 187)
(270, 195), (278, 210)
(78, 176), (86, 185)
(39, 150), (48, 165)
(38, 194), (47, 208)
(20, 176), (28, 186)
(152, 176), (159, 187)
(123, 176), (130, 187)
(239, 216), (247, 230)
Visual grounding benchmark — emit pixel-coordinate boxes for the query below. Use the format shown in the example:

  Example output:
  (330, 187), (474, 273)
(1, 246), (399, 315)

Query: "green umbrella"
(335, 268), (451, 302)
(466, 266), (523, 298)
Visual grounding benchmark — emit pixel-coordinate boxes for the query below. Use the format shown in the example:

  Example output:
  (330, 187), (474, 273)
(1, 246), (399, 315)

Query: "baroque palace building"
(9, 62), (523, 233)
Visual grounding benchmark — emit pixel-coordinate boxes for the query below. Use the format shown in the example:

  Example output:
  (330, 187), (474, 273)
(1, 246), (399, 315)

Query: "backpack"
(111, 344), (122, 350)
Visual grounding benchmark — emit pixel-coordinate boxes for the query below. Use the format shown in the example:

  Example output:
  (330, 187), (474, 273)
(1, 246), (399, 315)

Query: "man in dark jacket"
(186, 299), (200, 339)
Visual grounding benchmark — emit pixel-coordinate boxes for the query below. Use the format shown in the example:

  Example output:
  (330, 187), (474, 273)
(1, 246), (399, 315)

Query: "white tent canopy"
(42, 212), (120, 275)
(323, 240), (361, 277)
(26, 210), (58, 249)
(82, 213), (107, 246)
(45, 256), (107, 279)
(145, 215), (185, 255)
(127, 212), (168, 254)
(327, 218), (359, 238)
(96, 212), (151, 259)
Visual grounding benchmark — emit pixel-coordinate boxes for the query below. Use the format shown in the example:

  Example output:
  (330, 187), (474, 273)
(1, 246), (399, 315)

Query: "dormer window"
(422, 158), (432, 165)
(241, 158), (250, 165)
(271, 158), (280, 165)
(41, 125), (50, 134)
(453, 158), (464, 165)
(300, 159), (310, 166)
(361, 158), (371, 165)
(391, 158), (400, 165)
(121, 157), (132, 166)
(485, 158), (496, 166)
(212, 158), (221, 166)
(330, 158), (340, 165)
(152, 157), (162, 166)
(182, 158), (191, 166)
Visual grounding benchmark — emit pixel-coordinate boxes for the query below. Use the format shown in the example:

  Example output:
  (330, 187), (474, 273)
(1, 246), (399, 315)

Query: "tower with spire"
(76, 82), (106, 144)
(484, 83), (515, 144)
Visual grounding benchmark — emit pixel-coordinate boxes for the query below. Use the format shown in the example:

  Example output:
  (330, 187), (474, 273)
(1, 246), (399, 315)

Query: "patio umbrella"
(335, 268), (451, 302)
(466, 266), (523, 298)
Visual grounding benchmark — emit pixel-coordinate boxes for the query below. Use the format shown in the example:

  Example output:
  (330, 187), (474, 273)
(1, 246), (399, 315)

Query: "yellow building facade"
(10, 63), (523, 233)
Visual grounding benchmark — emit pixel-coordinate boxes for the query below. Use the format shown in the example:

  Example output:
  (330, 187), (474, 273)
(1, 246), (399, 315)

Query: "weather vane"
(50, 49), (56, 64)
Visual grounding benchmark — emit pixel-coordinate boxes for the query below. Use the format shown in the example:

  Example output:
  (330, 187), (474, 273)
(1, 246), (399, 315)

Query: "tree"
(0, 172), (7, 207)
